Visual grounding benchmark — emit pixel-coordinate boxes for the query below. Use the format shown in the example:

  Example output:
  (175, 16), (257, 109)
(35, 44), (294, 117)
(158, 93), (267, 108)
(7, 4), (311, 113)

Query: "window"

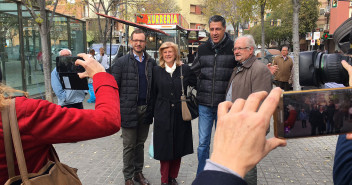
(95, 3), (104, 12)
(190, 5), (196, 13)
(84, 5), (89, 17)
(190, 23), (196, 29)
(190, 5), (202, 15)
(320, 8), (325, 15)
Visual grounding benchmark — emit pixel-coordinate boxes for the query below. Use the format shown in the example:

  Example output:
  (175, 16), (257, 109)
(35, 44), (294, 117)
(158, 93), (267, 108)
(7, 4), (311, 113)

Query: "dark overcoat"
(110, 51), (156, 128)
(152, 64), (196, 160)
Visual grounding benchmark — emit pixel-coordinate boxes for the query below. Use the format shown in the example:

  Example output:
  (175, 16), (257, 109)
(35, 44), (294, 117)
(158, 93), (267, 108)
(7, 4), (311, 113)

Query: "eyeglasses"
(232, 47), (249, 52)
(132, 40), (146, 43)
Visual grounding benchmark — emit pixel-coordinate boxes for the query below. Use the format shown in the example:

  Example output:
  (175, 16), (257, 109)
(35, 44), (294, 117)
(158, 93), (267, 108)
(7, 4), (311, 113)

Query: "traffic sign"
(322, 33), (331, 39)
(311, 39), (315, 46)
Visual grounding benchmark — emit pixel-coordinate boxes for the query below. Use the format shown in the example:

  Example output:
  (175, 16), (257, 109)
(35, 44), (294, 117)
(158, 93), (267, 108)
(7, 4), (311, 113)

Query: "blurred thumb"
(264, 138), (287, 155)
(78, 71), (89, 79)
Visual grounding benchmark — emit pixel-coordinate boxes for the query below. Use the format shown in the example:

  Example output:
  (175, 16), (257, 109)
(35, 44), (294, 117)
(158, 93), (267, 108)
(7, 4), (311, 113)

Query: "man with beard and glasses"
(111, 29), (156, 185)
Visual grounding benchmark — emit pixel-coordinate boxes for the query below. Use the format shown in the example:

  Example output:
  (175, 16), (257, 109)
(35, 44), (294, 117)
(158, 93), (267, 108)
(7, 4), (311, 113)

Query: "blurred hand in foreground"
(75, 53), (105, 79)
(210, 87), (287, 177)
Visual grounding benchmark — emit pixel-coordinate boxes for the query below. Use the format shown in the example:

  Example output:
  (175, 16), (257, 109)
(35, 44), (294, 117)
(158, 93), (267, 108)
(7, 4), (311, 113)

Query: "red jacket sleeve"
(17, 72), (121, 144)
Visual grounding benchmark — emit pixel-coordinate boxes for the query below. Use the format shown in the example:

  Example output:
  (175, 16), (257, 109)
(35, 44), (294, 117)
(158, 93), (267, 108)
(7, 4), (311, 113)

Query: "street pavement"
(54, 98), (338, 185)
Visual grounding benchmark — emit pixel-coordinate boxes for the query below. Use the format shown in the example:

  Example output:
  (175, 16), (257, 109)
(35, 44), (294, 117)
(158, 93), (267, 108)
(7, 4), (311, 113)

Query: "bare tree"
(84, 0), (131, 49)
(22, 0), (59, 102)
(292, 0), (301, 90)
(134, 0), (181, 13)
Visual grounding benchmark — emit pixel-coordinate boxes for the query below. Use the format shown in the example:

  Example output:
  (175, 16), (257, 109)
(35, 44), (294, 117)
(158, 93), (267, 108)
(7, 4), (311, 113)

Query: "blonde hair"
(0, 84), (28, 110)
(158, 42), (182, 68)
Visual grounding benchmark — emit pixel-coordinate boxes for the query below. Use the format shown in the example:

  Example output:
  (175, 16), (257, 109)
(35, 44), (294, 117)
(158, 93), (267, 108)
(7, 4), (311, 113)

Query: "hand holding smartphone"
(274, 87), (352, 138)
(56, 56), (88, 90)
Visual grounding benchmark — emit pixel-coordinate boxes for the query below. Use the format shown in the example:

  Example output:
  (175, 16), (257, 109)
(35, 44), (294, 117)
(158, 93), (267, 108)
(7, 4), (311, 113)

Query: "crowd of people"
(283, 95), (350, 137)
(1, 14), (352, 185)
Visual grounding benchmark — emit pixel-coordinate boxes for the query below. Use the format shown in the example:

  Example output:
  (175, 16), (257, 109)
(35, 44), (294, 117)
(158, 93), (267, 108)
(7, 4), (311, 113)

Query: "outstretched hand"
(75, 53), (105, 78)
(267, 63), (278, 75)
(341, 60), (352, 140)
(210, 87), (287, 177)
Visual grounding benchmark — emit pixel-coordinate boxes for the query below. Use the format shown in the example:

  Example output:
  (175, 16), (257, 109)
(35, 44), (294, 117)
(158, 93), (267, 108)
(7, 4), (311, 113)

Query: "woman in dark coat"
(152, 42), (196, 185)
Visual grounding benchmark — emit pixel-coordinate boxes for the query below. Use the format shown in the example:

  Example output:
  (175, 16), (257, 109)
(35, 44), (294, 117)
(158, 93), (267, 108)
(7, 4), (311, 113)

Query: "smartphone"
(274, 87), (352, 138)
(56, 56), (88, 90)
(56, 56), (85, 73)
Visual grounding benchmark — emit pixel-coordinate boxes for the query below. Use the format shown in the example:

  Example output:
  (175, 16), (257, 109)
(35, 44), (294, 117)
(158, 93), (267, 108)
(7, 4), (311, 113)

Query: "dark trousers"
(302, 120), (307, 128)
(274, 80), (291, 91)
(61, 102), (83, 109)
(122, 105), (150, 180)
(160, 158), (181, 183)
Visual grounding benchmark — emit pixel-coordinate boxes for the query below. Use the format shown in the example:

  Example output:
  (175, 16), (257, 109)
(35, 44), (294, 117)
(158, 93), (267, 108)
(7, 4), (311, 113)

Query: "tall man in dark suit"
(111, 29), (156, 185)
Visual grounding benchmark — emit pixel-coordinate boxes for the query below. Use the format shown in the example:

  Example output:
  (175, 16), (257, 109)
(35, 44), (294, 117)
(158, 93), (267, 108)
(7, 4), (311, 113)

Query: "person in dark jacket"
(333, 60), (352, 185)
(191, 15), (236, 174)
(152, 42), (196, 185)
(111, 29), (156, 185)
(325, 100), (336, 134)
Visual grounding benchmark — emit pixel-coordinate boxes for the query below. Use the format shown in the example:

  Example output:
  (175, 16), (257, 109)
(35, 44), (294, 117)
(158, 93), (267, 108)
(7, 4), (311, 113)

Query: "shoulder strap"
(2, 102), (15, 178)
(180, 65), (185, 96)
(8, 98), (31, 184)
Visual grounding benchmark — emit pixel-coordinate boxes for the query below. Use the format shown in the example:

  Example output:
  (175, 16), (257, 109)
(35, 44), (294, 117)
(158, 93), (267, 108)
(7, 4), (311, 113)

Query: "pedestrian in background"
(152, 42), (196, 185)
(299, 108), (308, 128)
(272, 46), (293, 91)
(191, 15), (236, 174)
(51, 49), (86, 108)
(96, 47), (109, 69)
(87, 49), (96, 103)
(111, 29), (156, 185)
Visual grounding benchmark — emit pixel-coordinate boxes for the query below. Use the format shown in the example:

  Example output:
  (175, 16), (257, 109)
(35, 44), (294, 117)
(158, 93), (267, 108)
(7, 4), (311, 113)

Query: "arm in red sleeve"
(18, 72), (121, 144)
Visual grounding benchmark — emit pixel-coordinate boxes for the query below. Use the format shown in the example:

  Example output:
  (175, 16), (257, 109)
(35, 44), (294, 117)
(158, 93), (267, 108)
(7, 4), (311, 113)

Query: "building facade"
(176, 0), (208, 30)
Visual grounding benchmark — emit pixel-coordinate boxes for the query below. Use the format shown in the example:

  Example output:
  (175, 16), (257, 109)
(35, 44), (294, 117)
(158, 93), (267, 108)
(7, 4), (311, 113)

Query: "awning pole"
(109, 18), (113, 70)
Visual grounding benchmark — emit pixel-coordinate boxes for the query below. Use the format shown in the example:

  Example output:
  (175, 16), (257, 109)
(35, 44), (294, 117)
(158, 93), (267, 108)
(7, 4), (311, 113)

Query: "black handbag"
(180, 65), (199, 121)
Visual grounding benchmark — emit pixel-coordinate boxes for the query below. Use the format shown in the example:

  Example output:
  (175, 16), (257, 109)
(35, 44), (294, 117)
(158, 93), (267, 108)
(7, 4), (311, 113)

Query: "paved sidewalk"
(54, 99), (337, 185)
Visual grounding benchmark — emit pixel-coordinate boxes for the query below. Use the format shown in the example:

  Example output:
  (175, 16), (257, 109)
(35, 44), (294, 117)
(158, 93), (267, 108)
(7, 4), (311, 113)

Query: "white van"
(89, 43), (129, 66)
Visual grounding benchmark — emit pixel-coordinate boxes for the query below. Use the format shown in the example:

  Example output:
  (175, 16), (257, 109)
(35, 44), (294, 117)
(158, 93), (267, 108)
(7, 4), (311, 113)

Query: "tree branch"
(48, 0), (59, 34)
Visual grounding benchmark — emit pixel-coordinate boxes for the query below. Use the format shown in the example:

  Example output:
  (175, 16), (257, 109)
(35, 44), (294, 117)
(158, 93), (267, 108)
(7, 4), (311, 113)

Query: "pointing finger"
(242, 91), (268, 112)
(258, 87), (282, 121)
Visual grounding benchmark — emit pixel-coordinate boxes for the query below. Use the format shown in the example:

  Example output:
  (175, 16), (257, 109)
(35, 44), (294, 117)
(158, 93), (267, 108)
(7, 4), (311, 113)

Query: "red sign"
(137, 14), (180, 25)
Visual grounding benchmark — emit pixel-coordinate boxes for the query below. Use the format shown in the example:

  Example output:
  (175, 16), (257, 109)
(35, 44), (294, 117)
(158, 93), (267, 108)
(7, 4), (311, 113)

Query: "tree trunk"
(39, 29), (53, 102)
(260, 3), (265, 63)
(231, 21), (238, 39)
(38, 0), (53, 102)
(292, 0), (301, 91)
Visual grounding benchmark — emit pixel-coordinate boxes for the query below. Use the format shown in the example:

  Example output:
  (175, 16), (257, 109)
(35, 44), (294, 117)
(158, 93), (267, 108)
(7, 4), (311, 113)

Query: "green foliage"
(35, 16), (44, 24)
(299, 0), (320, 34)
(247, 0), (320, 47)
(203, 0), (241, 26)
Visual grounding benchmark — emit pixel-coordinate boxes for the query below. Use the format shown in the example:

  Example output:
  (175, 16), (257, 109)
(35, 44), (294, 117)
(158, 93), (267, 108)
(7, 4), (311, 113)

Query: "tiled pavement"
(54, 99), (338, 185)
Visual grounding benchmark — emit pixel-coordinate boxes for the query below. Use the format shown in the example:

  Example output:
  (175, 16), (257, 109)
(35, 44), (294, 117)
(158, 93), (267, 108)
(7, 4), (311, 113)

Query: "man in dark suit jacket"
(192, 88), (287, 185)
